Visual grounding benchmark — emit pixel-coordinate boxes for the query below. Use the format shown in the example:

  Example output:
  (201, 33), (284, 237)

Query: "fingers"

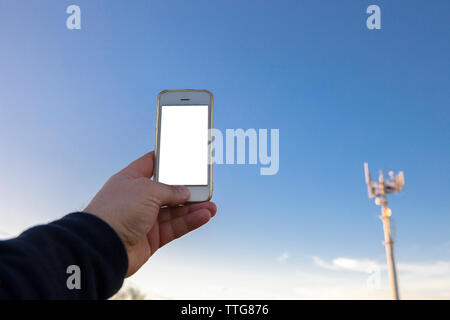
(158, 202), (217, 223)
(158, 204), (217, 247)
(148, 181), (190, 207)
(120, 152), (190, 206)
(120, 152), (155, 178)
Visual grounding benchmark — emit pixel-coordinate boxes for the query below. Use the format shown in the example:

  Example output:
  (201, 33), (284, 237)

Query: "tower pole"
(379, 173), (400, 300)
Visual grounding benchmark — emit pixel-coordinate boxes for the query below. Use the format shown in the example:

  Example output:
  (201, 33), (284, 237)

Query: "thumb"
(149, 182), (190, 207)
(120, 152), (155, 178)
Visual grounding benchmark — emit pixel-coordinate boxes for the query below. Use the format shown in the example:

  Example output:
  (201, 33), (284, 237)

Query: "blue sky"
(0, 0), (449, 298)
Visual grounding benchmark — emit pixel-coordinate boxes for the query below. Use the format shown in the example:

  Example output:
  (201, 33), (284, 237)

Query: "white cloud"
(129, 255), (395, 300)
(313, 256), (383, 273)
(277, 251), (289, 262)
(314, 256), (450, 277)
(109, 245), (450, 300)
(312, 256), (450, 299)
(398, 261), (450, 276)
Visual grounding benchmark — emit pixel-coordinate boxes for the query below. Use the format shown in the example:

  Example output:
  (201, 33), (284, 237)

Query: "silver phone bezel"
(154, 89), (213, 202)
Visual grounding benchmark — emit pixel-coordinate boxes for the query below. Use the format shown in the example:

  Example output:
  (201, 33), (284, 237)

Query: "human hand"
(84, 152), (217, 277)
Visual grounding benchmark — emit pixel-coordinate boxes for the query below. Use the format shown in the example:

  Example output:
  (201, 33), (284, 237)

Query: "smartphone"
(154, 89), (214, 202)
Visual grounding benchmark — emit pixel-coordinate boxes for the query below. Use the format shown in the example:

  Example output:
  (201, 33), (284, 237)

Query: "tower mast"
(364, 163), (404, 300)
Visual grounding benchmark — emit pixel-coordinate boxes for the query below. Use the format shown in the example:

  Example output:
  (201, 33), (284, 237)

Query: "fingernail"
(210, 203), (217, 216)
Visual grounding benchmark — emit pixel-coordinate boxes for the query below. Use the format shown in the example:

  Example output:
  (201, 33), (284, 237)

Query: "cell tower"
(364, 162), (405, 300)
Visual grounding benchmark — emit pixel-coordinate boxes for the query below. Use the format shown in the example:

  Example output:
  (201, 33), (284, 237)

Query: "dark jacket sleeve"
(0, 212), (128, 300)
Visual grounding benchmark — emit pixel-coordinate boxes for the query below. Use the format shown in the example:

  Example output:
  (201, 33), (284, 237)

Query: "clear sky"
(0, 0), (449, 299)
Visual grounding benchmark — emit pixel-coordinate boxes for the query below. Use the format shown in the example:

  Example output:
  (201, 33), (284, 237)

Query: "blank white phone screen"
(158, 105), (208, 185)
